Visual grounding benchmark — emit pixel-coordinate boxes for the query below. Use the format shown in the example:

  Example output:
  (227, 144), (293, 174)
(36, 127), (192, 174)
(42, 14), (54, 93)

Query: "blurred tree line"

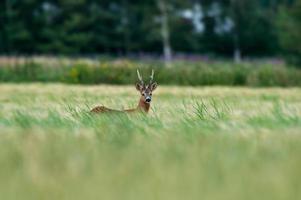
(0, 0), (300, 64)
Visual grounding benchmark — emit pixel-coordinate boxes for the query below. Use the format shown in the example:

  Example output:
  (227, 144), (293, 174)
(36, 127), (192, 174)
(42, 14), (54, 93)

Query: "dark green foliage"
(277, 0), (301, 66)
(0, 0), (295, 58)
(1, 60), (301, 86)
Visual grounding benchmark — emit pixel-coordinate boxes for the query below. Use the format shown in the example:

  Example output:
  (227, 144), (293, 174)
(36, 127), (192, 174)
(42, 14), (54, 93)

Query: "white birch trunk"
(233, 33), (241, 63)
(157, 0), (172, 67)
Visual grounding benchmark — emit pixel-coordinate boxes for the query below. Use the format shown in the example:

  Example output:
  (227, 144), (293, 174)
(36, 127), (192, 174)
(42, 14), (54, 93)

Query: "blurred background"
(0, 0), (300, 86)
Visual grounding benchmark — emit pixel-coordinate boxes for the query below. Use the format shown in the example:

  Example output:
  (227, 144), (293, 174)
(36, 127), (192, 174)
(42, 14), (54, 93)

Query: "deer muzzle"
(145, 96), (151, 103)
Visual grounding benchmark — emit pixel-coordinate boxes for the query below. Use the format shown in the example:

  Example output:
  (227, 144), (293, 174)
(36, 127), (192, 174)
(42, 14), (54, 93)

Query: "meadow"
(0, 83), (301, 200)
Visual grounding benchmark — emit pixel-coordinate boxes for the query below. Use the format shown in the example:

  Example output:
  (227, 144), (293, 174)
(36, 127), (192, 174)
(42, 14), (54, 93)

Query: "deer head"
(135, 69), (158, 104)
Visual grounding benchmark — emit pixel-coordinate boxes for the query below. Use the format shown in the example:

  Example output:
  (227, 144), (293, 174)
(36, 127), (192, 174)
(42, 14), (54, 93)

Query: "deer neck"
(137, 96), (150, 112)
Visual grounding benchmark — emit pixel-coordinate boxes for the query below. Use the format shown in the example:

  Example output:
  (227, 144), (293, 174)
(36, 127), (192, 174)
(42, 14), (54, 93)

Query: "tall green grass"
(0, 84), (301, 200)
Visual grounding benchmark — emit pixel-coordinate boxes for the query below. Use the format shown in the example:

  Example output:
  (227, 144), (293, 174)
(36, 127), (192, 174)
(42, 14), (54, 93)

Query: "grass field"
(0, 83), (301, 200)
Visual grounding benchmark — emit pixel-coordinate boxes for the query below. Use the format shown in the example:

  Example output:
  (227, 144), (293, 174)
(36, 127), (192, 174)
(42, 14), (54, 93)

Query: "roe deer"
(90, 70), (157, 114)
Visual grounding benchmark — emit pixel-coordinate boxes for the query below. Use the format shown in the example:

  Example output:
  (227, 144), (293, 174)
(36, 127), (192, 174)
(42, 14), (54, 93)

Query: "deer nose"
(145, 97), (151, 103)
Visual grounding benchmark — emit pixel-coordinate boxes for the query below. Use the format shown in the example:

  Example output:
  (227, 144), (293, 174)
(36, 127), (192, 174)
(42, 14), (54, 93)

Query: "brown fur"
(90, 81), (157, 114)
(90, 96), (151, 114)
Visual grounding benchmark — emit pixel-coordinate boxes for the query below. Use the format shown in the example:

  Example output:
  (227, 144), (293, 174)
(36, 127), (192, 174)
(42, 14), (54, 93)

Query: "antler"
(137, 69), (143, 84)
(149, 69), (154, 83)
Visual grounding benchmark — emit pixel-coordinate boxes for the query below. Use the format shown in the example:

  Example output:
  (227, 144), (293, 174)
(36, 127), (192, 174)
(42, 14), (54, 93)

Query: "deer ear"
(136, 82), (143, 91)
(150, 82), (158, 91)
